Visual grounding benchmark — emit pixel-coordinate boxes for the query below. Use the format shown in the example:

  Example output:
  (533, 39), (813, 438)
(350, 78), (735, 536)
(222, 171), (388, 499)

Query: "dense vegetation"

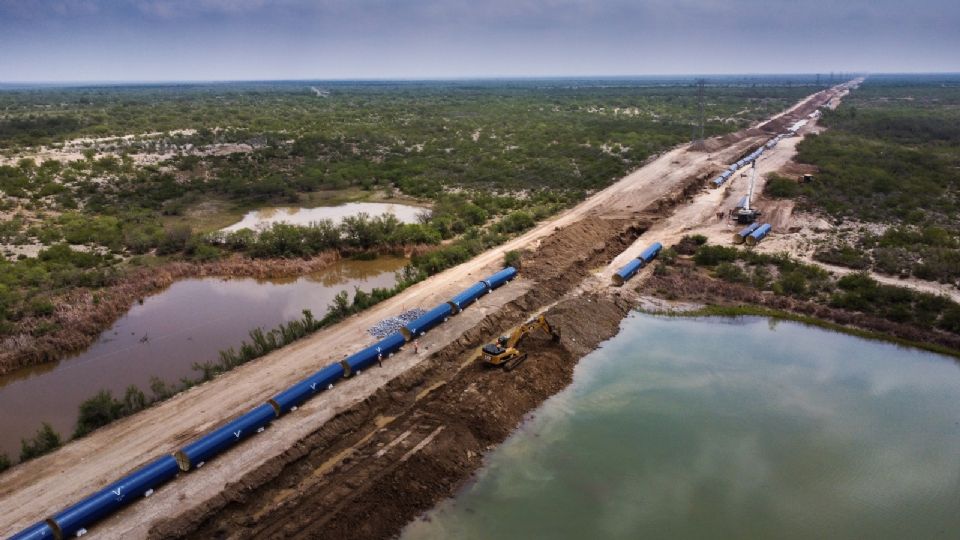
(777, 75), (960, 283)
(678, 237), (960, 334)
(0, 79), (821, 343)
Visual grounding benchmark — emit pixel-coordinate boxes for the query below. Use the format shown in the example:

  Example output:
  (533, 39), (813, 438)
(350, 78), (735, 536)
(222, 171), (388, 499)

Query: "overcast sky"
(1, 0), (958, 82)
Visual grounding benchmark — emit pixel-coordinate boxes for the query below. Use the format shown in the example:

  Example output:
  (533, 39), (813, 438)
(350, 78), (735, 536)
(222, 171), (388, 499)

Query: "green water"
(402, 314), (960, 540)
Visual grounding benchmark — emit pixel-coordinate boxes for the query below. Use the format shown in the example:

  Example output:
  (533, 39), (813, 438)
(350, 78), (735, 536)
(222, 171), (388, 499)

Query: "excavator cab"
(482, 340), (506, 357)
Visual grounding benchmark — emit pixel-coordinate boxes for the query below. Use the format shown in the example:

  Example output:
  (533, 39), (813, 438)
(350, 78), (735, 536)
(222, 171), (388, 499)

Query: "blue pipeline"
(612, 242), (662, 286)
(175, 403), (276, 471)
(270, 362), (344, 414)
(639, 242), (662, 263)
(47, 455), (180, 539)
(401, 303), (453, 340)
(482, 266), (517, 289)
(448, 281), (489, 312)
(10, 266), (528, 539)
(8, 521), (55, 540)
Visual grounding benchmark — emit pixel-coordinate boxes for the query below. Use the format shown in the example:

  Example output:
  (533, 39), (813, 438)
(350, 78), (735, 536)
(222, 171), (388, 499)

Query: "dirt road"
(0, 83), (847, 539)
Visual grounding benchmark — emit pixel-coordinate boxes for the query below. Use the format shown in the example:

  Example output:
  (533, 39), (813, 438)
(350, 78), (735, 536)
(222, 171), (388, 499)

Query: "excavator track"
(503, 353), (528, 372)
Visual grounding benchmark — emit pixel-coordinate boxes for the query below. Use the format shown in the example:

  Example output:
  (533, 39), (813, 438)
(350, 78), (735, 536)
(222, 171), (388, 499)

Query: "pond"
(402, 313), (960, 540)
(0, 257), (407, 459)
(222, 202), (426, 232)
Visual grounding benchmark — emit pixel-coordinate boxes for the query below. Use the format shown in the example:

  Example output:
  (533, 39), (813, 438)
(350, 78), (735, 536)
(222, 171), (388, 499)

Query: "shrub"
(715, 262), (747, 283)
(74, 390), (123, 437)
(675, 235), (707, 255)
(504, 250), (521, 269)
(494, 210), (535, 234)
(838, 272), (878, 292)
(765, 174), (804, 198)
(778, 271), (809, 296)
(693, 245), (737, 266)
(121, 385), (147, 416)
(813, 245), (870, 269)
(20, 422), (61, 461)
(157, 224), (193, 255)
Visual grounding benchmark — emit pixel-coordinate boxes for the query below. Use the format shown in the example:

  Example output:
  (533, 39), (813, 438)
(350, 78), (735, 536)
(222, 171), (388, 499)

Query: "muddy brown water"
(0, 257), (406, 460)
(222, 202), (426, 232)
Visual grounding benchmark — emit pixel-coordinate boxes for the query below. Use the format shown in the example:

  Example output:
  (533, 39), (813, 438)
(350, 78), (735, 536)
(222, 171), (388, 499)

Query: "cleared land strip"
(0, 84), (845, 539)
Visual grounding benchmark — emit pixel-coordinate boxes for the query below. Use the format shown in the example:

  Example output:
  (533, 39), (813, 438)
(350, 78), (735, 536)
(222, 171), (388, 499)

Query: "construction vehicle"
(735, 160), (762, 224)
(481, 315), (558, 371)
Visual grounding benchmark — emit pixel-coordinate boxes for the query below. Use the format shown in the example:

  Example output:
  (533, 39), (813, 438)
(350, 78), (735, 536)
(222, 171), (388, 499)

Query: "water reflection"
(223, 202), (425, 232)
(403, 314), (960, 540)
(0, 257), (406, 459)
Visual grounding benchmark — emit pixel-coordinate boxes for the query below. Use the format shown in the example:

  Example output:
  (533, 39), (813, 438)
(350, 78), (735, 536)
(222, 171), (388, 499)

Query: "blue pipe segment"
(175, 403), (275, 471)
(401, 303), (453, 340)
(448, 281), (489, 312)
(613, 242), (662, 285)
(346, 343), (385, 373)
(733, 222), (761, 244)
(746, 223), (772, 246)
(639, 242), (663, 263)
(375, 332), (405, 356)
(612, 258), (643, 286)
(47, 455), (179, 539)
(269, 362), (344, 414)
(482, 266), (517, 290)
(8, 522), (55, 540)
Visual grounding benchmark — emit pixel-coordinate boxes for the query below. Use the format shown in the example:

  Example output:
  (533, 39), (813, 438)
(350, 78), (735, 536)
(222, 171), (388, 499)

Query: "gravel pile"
(369, 308), (426, 338)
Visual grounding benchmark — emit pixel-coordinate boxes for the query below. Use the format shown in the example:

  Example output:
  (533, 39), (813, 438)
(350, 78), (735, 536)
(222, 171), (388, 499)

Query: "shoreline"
(0, 245), (436, 377)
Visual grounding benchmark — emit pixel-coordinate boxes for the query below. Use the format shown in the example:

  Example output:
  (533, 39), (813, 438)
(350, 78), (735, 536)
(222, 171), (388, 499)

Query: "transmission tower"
(690, 78), (707, 151)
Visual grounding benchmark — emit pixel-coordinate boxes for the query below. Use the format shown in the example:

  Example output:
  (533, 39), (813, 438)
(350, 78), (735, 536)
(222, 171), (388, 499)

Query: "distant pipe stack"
(710, 119), (808, 189)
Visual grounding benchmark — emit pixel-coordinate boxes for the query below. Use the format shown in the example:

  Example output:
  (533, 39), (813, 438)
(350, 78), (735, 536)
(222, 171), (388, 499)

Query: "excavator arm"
(483, 315), (557, 371)
(505, 315), (554, 350)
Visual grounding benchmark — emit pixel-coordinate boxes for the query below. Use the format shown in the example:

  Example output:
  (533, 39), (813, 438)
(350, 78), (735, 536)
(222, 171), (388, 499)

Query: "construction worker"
(414, 339), (420, 354)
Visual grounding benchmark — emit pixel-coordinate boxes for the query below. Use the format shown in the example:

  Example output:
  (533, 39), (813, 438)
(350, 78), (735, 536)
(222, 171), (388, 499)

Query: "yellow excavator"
(481, 315), (558, 371)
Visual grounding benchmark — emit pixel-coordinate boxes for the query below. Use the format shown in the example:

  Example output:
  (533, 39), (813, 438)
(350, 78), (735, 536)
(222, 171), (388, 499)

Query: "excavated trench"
(145, 89), (844, 537)
(149, 212), (645, 539)
(145, 155), (727, 539)
(148, 90), (851, 539)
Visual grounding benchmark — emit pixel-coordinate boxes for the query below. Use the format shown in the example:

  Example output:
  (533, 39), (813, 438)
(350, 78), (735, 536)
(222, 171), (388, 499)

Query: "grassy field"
(766, 74), (960, 284)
